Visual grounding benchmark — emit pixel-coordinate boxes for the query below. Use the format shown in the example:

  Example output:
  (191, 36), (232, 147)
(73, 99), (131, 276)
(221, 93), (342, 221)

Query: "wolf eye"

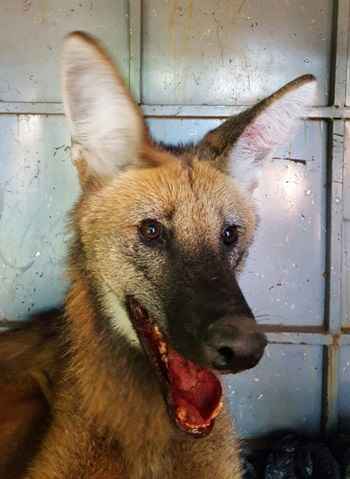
(139, 219), (163, 243)
(222, 225), (239, 246)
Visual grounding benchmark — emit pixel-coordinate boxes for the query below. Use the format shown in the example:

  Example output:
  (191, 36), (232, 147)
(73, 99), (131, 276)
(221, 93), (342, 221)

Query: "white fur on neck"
(105, 291), (141, 348)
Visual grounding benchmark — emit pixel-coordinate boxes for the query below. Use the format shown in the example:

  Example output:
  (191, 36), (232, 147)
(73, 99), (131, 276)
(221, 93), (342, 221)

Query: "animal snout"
(203, 318), (267, 374)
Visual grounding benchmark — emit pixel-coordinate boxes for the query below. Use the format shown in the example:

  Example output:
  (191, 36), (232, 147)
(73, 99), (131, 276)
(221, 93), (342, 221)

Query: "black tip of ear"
(298, 73), (316, 82)
(63, 30), (121, 74)
(283, 74), (317, 92)
(294, 74), (317, 86)
(64, 31), (96, 44)
(268, 74), (317, 107)
(63, 31), (107, 58)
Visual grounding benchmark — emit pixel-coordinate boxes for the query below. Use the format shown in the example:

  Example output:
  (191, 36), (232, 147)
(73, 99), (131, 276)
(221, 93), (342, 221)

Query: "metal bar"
(142, 105), (350, 120)
(326, 120), (345, 335)
(320, 128), (343, 432)
(0, 102), (64, 115)
(2, 102), (350, 119)
(321, 0), (349, 434)
(323, 344), (340, 434)
(266, 332), (332, 346)
(332, 0), (350, 106)
(0, 320), (339, 346)
(128, 0), (142, 103)
(340, 335), (350, 345)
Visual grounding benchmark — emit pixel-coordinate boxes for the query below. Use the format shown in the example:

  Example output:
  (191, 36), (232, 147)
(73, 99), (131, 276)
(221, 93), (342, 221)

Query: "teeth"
(153, 325), (168, 363)
(212, 401), (224, 419)
(161, 354), (168, 365)
(134, 304), (144, 317)
(176, 408), (206, 431)
(158, 340), (167, 355)
(176, 401), (224, 430)
(176, 407), (188, 422)
(153, 325), (162, 337)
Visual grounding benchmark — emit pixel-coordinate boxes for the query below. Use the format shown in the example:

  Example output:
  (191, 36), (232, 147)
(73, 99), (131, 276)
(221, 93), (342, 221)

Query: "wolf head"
(61, 32), (316, 435)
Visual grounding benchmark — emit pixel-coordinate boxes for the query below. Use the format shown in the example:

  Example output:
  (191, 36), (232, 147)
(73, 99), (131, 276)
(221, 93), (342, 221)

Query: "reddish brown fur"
(0, 31), (315, 479)
(0, 278), (239, 478)
(0, 314), (59, 477)
(0, 160), (243, 478)
(0, 159), (243, 479)
(0, 34), (244, 478)
(23, 159), (243, 478)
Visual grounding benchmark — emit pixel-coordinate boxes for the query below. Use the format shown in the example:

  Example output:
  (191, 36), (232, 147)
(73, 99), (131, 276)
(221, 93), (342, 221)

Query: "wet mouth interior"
(127, 297), (223, 437)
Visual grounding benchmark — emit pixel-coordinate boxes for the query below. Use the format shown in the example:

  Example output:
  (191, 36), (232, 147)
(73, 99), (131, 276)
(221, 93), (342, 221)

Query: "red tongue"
(125, 296), (223, 436)
(167, 348), (223, 432)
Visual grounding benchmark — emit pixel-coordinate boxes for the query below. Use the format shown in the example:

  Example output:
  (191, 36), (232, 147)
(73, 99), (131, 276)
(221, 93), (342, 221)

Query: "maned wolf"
(0, 32), (316, 478)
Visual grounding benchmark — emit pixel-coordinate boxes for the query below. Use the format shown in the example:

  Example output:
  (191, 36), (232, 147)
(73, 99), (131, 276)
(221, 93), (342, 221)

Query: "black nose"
(204, 320), (267, 373)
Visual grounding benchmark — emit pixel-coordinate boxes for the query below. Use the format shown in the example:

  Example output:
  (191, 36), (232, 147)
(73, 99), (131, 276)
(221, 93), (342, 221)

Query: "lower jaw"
(126, 297), (223, 438)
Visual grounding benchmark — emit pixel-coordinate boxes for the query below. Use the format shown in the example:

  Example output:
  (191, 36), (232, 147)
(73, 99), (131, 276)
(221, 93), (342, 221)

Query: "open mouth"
(126, 297), (223, 438)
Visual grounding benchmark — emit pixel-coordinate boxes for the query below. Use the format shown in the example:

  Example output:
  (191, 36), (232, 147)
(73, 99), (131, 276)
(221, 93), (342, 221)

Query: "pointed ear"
(199, 75), (317, 191)
(61, 31), (145, 180)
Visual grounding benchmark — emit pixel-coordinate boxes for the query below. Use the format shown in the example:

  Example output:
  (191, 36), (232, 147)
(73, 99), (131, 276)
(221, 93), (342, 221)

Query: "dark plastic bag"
(241, 456), (258, 479)
(264, 434), (340, 479)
